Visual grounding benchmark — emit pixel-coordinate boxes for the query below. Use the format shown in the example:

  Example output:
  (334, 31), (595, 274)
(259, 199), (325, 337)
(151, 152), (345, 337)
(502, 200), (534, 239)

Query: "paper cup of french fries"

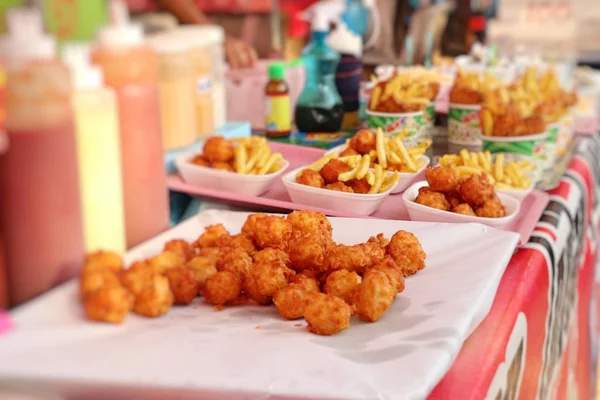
(556, 112), (575, 156)
(176, 137), (289, 197)
(438, 149), (538, 201)
(544, 122), (560, 169)
(477, 131), (547, 177)
(448, 103), (482, 146)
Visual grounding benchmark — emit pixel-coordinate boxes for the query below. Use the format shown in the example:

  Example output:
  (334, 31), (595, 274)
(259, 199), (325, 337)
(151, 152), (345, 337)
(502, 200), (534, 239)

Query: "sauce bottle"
(0, 8), (84, 305)
(92, 0), (169, 248)
(62, 43), (126, 254)
(265, 62), (291, 138)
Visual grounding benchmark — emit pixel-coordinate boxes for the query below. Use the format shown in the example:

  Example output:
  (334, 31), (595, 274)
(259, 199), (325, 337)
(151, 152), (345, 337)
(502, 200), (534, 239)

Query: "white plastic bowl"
(175, 152), (289, 197)
(325, 144), (431, 194)
(282, 166), (394, 216)
(402, 181), (520, 230)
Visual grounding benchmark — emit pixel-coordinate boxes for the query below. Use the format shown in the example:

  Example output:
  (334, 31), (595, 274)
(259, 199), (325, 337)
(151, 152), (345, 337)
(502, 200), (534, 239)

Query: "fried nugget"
(324, 182), (354, 193)
(324, 243), (374, 274)
(415, 187), (450, 211)
(217, 247), (253, 279)
(273, 285), (315, 320)
(320, 159), (352, 184)
(84, 285), (132, 324)
(287, 210), (332, 240)
(348, 178), (371, 194)
(186, 256), (217, 292)
(132, 274), (174, 318)
(190, 155), (210, 167)
(163, 239), (194, 261)
(164, 266), (198, 305)
(147, 250), (185, 274)
(253, 248), (291, 267)
(203, 136), (234, 162)
(203, 271), (242, 306)
(247, 259), (295, 298)
(339, 147), (359, 157)
(215, 233), (256, 255)
(289, 274), (320, 293)
(288, 232), (329, 273)
(304, 293), (352, 336)
(241, 213), (267, 238)
(425, 166), (460, 193)
(120, 261), (154, 296)
(475, 199), (506, 218)
(84, 250), (123, 274)
(453, 203), (476, 216)
(297, 169), (325, 188)
(371, 256), (405, 293)
(459, 174), (495, 207)
(193, 224), (229, 249)
(352, 269), (396, 322)
(386, 230), (427, 276)
(252, 215), (292, 251)
(195, 247), (220, 265)
(80, 268), (121, 298)
(210, 161), (234, 172)
(350, 129), (376, 154)
(324, 270), (361, 304)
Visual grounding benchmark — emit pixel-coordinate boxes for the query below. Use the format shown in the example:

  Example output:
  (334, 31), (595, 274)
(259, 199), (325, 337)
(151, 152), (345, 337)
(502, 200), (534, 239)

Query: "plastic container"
(176, 152), (289, 197)
(282, 166), (394, 216)
(0, 8), (84, 305)
(62, 43), (126, 254)
(265, 62), (291, 138)
(478, 132), (548, 175)
(448, 103), (482, 146)
(366, 110), (427, 147)
(92, 0), (169, 248)
(148, 35), (197, 150)
(402, 181), (520, 230)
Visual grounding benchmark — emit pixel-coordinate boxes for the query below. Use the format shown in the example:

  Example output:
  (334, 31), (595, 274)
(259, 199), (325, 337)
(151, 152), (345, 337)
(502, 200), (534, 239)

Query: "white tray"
(0, 210), (519, 400)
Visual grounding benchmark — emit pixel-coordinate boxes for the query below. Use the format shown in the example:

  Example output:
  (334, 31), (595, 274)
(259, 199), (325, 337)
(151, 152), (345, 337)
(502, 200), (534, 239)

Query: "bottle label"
(265, 94), (291, 132)
(196, 77), (212, 95)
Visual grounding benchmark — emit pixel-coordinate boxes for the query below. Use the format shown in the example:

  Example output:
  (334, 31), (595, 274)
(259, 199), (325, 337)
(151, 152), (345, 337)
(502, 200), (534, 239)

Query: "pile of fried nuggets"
(80, 211), (427, 336)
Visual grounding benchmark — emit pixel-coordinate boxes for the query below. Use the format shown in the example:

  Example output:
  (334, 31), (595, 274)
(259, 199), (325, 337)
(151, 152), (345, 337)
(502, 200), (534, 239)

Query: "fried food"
(203, 271), (242, 306)
(348, 178), (371, 194)
(304, 293), (352, 336)
(352, 269), (396, 322)
(453, 203), (476, 216)
(132, 273), (174, 318)
(243, 274), (272, 305)
(247, 258), (295, 298)
(84, 285), (132, 324)
(273, 285), (315, 320)
(193, 224), (229, 249)
(324, 181), (354, 193)
(415, 187), (450, 211)
(324, 270), (361, 304)
(215, 233), (256, 255)
(289, 274), (320, 293)
(84, 250), (123, 274)
(251, 215), (292, 251)
(190, 155), (210, 167)
(119, 261), (154, 296)
(211, 161), (234, 172)
(349, 129), (376, 154)
(80, 269), (121, 298)
(459, 174), (495, 207)
(386, 230), (426, 276)
(253, 248), (291, 267)
(296, 169), (325, 188)
(186, 256), (218, 292)
(203, 136), (234, 162)
(324, 243), (377, 275)
(163, 239), (194, 261)
(371, 256), (405, 293)
(425, 166), (460, 193)
(216, 248), (253, 279)
(320, 159), (352, 184)
(475, 199), (506, 218)
(147, 251), (185, 274)
(195, 247), (220, 265)
(287, 233), (329, 273)
(340, 147), (359, 157)
(287, 210), (332, 240)
(165, 266), (198, 305)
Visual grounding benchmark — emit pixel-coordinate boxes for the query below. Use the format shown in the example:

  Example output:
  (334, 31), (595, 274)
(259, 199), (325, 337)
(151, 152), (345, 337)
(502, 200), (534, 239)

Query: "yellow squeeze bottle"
(62, 43), (126, 254)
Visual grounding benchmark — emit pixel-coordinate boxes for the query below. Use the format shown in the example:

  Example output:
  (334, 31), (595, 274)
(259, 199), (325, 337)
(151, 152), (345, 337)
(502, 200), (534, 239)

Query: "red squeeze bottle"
(92, 0), (169, 248)
(0, 8), (84, 305)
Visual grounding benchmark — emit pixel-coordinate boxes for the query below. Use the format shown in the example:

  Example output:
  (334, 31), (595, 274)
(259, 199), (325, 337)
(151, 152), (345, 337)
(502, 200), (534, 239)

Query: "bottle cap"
(62, 42), (104, 90)
(97, 0), (144, 48)
(0, 8), (56, 63)
(268, 62), (285, 80)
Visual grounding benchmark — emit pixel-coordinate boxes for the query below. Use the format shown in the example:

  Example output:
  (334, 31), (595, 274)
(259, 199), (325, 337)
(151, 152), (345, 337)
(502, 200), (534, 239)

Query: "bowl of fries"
(325, 128), (431, 194)
(282, 153), (398, 216)
(438, 149), (538, 201)
(176, 136), (289, 197)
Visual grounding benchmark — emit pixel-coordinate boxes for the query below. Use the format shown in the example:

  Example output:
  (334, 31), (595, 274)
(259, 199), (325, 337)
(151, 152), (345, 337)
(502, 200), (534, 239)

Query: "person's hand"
(224, 36), (258, 69)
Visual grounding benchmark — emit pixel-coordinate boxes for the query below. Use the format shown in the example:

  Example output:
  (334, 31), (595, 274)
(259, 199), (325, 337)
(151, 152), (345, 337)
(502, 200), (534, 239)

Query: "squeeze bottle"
(0, 8), (84, 305)
(92, 0), (169, 248)
(62, 43), (126, 254)
(294, 7), (344, 133)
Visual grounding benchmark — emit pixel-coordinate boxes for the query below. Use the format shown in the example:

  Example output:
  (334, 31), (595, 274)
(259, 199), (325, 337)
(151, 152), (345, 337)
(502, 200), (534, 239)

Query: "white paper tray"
(0, 210), (519, 400)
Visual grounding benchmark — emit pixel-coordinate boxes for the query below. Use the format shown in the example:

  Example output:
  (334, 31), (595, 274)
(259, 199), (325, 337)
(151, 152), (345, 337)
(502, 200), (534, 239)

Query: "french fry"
(256, 146), (271, 168)
(394, 137), (417, 172)
(365, 171), (375, 186)
(338, 165), (359, 182)
(356, 155), (370, 180)
(306, 153), (337, 171)
(375, 128), (387, 169)
(380, 172), (400, 192)
(234, 145), (247, 173)
(369, 86), (382, 111)
(494, 153), (504, 181)
(258, 153), (283, 175)
(368, 165), (384, 194)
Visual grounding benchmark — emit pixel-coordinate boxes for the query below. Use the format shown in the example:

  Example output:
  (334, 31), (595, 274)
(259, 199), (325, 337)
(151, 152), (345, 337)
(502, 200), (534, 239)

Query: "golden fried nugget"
(248, 259), (295, 298)
(252, 215), (292, 251)
(288, 233), (329, 273)
(304, 293), (352, 336)
(190, 155), (210, 167)
(289, 274), (320, 293)
(453, 203), (476, 216)
(243, 274), (272, 305)
(415, 187), (450, 211)
(350, 129), (376, 154)
(459, 174), (495, 207)
(386, 230), (427, 276)
(203, 271), (242, 306)
(253, 248), (291, 267)
(84, 285), (132, 324)
(273, 286), (314, 320)
(120, 261), (154, 296)
(371, 256), (405, 293)
(449, 86), (484, 105)
(147, 250), (185, 274)
(163, 239), (194, 261)
(196, 247), (220, 264)
(340, 147), (359, 157)
(211, 161), (234, 172)
(84, 250), (123, 274)
(475, 200), (506, 218)
(203, 136), (234, 162)
(446, 191), (462, 208)
(217, 248), (253, 279)
(80, 268), (120, 298)
(352, 269), (396, 322)
(241, 213), (267, 238)
(324, 243), (374, 274)
(320, 159), (352, 184)
(297, 169), (325, 188)
(324, 270), (361, 304)
(186, 256), (218, 292)
(324, 182), (354, 193)
(348, 178), (371, 194)
(215, 233), (256, 254)
(287, 210), (332, 240)
(165, 266), (198, 305)
(193, 224), (229, 249)
(132, 274), (174, 318)
(425, 166), (460, 193)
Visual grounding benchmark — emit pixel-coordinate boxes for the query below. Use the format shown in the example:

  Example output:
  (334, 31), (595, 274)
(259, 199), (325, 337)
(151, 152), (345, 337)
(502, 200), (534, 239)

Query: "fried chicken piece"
(323, 243), (374, 274)
(459, 174), (495, 207)
(164, 266), (198, 305)
(320, 159), (352, 184)
(240, 213), (267, 238)
(217, 247), (253, 279)
(352, 269), (396, 322)
(147, 250), (185, 274)
(80, 268), (121, 298)
(288, 232), (329, 273)
(132, 273), (174, 318)
(273, 285), (315, 320)
(210, 161), (234, 172)
(247, 259), (295, 299)
(215, 233), (256, 255)
(84, 285), (132, 323)
(350, 129), (376, 154)
(304, 293), (352, 336)
(339, 147), (359, 157)
(190, 155), (210, 167)
(371, 256), (405, 293)
(348, 178), (371, 194)
(163, 239), (194, 261)
(446, 191), (463, 208)
(386, 230), (427, 276)
(296, 169), (325, 188)
(186, 256), (218, 292)
(203, 271), (242, 306)
(84, 250), (123, 274)
(196, 247), (220, 264)
(120, 261), (154, 296)
(475, 198), (506, 218)
(289, 274), (320, 293)
(324, 182), (354, 193)
(324, 270), (361, 304)
(358, 236), (387, 266)
(203, 136), (234, 162)
(252, 215), (292, 251)
(253, 248), (291, 267)
(449, 86), (484, 105)
(453, 203), (476, 216)
(425, 166), (461, 193)
(243, 274), (272, 305)
(287, 210), (332, 240)
(193, 224), (229, 249)
(415, 187), (450, 211)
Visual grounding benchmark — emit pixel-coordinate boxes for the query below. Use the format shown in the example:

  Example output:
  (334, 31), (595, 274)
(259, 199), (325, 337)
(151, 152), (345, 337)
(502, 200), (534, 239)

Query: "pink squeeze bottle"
(92, 0), (169, 248)
(0, 8), (84, 305)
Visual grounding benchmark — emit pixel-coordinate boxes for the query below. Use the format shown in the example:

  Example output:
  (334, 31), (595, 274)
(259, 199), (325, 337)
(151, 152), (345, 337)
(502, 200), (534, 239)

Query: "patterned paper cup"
(423, 102), (436, 139)
(544, 123), (560, 169)
(448, 103), (482, 146)
(479, 132), (548, 175)
(556, 111), (574, 156)
(367, 110), (427, 147)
